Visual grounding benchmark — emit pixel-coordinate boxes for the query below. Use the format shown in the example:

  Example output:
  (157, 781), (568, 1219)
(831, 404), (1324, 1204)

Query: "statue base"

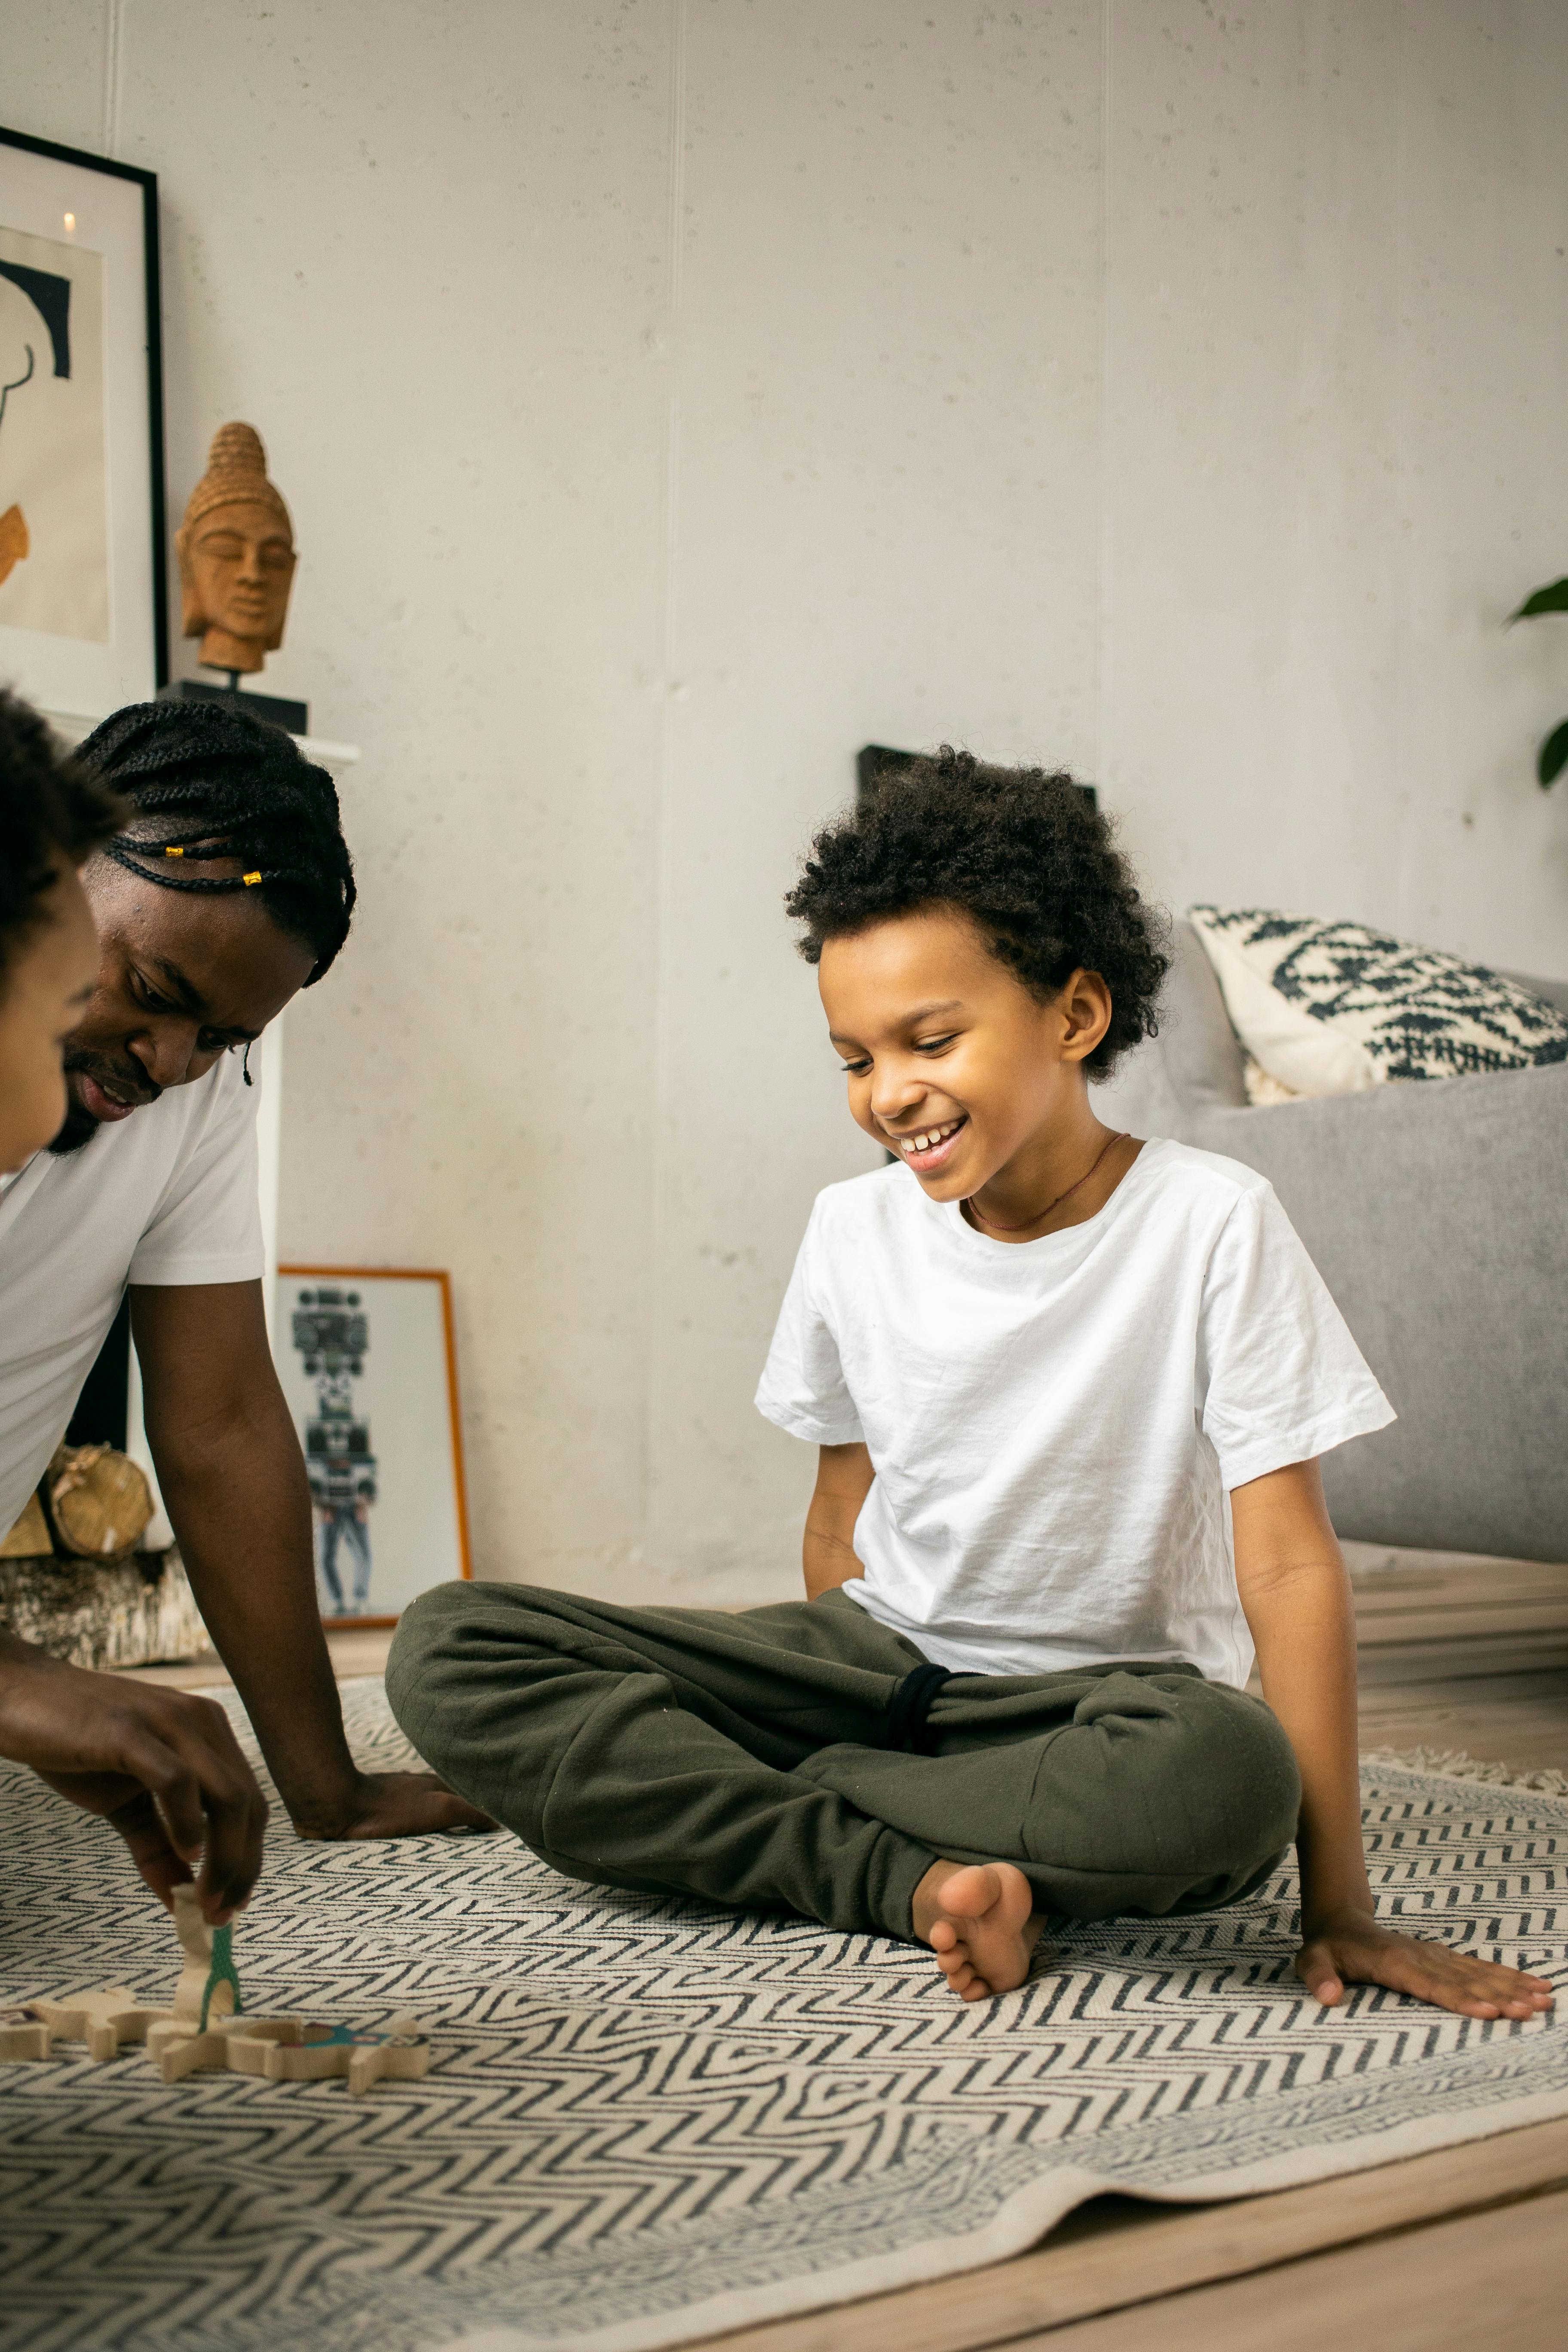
(160, 675), (309, 737)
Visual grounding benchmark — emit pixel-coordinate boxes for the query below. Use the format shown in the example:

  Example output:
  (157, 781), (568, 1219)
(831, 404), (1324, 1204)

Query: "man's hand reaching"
(0, 1633), (267, 1923)
(289, 1769), (493, 1843)
(1297, 1904), (1556, 2021)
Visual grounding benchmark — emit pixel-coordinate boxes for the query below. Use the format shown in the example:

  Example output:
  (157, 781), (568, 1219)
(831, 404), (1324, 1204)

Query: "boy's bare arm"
(1232, 1460), (1553, 2021)
(803, 1442), (876, 1599)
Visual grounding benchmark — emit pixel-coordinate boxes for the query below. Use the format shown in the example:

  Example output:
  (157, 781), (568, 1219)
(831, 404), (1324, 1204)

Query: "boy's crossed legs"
(387, 1582), (1301, 1997)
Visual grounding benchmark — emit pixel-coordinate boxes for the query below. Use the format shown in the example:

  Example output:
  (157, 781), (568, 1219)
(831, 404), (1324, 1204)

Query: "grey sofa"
(1096, 922), (1568, 1561)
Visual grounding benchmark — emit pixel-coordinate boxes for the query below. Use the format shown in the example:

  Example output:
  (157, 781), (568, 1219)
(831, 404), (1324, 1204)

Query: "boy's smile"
(889, 1113), (968, 1175)
(818, 905), (1129, 1237)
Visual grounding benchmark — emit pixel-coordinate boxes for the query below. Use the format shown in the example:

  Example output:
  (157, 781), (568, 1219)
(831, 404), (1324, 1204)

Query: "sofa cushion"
(1185, 1063), (1568, 1562)
(1096, 924), (1568, 1562)
(1188, 905), (1568, 1097)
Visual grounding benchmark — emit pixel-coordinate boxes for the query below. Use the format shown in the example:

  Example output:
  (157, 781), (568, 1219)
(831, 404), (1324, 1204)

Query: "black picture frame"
(0, 123), (167, 706)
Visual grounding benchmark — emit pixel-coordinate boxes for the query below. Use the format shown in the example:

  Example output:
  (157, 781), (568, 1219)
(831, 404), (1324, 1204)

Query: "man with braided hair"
(0, 697), (487, 1907)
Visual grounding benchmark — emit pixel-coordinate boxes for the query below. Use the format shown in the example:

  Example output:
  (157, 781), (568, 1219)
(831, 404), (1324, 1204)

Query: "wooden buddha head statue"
(177, 423), (297, 676)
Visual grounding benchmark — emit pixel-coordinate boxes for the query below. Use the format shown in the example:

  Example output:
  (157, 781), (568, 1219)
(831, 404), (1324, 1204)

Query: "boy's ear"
(1057, 968), (1113, 1063)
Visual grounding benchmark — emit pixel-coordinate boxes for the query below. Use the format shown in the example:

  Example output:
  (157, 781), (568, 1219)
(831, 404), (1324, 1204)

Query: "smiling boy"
(393, 751), (1552, 2022)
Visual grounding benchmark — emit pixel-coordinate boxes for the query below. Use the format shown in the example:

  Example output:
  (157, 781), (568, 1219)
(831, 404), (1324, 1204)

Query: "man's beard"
(48, 1050), (158, 1157)
(47, 1098), (101, 1155)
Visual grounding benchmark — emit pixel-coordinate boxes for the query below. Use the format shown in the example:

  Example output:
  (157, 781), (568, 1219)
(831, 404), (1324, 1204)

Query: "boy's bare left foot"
(913, 1859), (1042, 2000)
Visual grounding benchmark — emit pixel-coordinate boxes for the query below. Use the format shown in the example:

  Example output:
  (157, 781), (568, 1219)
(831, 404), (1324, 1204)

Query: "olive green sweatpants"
(386, 1581), (1300, 1944)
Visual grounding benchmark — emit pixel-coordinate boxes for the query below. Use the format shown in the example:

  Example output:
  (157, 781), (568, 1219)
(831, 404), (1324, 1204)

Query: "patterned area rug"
(2, 1681), (1564, 2352)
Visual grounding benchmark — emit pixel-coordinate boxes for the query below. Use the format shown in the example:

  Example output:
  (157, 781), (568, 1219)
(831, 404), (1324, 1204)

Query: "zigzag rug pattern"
(1, 1681), (1564, 2352)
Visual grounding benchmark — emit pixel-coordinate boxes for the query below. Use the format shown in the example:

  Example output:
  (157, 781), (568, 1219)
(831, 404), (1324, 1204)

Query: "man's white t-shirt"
(755, 1139), (1394, 1690)
(0, 1054), (264, 1538)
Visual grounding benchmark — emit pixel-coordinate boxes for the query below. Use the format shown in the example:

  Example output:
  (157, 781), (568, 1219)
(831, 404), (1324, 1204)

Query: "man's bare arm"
(803, 1441), (875, 1600)
(1233, 1458), (1551, 2021)
(131, 1279), (489, 1840)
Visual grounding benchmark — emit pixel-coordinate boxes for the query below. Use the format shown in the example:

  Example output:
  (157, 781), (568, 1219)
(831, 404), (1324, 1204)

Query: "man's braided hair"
(784, 746), (1169, 1076)
(0, 686), (125, 983)
(76, 699), (355, 988)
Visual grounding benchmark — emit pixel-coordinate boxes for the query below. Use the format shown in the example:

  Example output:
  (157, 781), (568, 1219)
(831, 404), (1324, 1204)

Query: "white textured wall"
(9, 3), (1567, 1599)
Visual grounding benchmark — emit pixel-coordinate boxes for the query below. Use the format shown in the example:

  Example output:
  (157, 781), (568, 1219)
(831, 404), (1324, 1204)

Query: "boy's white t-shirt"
(755, 1139), (1394, 1690)
(0, 1053), (263, 1540)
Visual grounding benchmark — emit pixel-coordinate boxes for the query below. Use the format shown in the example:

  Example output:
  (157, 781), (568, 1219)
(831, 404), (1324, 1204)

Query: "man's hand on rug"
(290, 1768), (494, 1842)
(1296, 1905), (1556, 2021)
(0, 1633), (267, 1923)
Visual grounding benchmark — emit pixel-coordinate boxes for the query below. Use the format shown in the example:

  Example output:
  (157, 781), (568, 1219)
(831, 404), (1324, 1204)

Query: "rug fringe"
(1364, 1744), (1568, 1796)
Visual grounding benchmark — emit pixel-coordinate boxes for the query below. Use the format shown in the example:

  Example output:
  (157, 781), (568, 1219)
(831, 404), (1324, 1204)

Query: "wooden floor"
(117, 1541), (1568, 2348)
(714, 2122), (1568, 2352)
(1342, 1540), (1568, 1775)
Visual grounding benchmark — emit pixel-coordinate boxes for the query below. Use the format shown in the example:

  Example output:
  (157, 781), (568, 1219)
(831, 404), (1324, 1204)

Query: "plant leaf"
(1538, 719), (1568, 789)
(1510, 577), (1568, 622)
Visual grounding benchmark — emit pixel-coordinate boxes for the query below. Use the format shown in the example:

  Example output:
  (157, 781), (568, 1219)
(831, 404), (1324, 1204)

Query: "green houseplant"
(1510, 576), (1568, 787)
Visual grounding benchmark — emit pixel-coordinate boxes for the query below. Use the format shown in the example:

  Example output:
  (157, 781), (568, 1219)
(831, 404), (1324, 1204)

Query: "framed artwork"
(0, 126), (166, 720)
(274, 1268), (472, 1630)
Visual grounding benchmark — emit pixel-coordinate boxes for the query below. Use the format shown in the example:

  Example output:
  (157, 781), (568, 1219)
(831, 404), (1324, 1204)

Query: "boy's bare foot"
(913, 1859), (1043, 2000)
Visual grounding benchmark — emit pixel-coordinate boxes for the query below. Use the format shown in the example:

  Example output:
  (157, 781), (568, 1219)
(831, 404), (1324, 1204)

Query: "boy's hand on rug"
(913, 1859), (1044, 2000)
(1296, 1907), (1556, 2021)
(291, 1768), (494, 1841)
(0, 1634), (267, 1923)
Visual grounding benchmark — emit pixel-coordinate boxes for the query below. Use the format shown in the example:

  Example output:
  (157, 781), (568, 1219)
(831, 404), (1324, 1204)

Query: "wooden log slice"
(45, 1444), (154, 1562)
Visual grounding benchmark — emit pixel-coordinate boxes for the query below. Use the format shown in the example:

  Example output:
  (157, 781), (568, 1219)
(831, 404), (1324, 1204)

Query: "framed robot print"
(275, 1266), (473, 1629)
(0, 126), (167, 720)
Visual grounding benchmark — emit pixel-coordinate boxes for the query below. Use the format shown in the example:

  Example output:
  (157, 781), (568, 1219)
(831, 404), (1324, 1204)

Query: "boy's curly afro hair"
(784, 747), (1169, 1076)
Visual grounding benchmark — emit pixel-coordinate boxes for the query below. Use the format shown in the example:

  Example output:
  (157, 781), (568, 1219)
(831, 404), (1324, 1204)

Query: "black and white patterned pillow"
(1188, 906), (1568, 1087)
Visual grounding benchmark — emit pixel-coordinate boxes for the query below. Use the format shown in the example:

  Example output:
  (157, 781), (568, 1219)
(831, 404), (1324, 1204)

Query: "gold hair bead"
(165, 845), (184, 857)
(242, 871), (262, 886)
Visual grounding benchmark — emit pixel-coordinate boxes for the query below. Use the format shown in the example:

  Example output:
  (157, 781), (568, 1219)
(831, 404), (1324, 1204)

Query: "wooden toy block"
(26, 1988), (172, 2060)
(272, 2016), (430, 2096)
(169, 1883), (238, 2027)
(3, 1885), (429, 2092)
(0, 2003), (53, 2061)
(146, 2011), (429, 2095)
(146, 2013), (306, 2082)
(0, 1890), (213, 2067)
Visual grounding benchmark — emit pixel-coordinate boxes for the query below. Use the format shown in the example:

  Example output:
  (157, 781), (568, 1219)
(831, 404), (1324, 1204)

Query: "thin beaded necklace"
(965, 1129), (1128, 1234)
